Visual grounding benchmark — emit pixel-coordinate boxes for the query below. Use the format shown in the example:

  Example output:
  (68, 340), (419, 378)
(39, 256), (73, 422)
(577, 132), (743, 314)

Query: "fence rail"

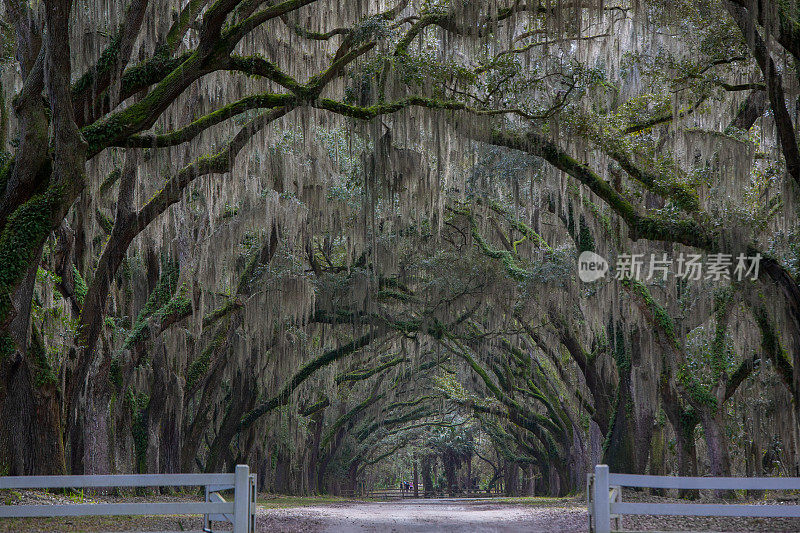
(0, 464), (256, 533)
(588, 464), (800, 533)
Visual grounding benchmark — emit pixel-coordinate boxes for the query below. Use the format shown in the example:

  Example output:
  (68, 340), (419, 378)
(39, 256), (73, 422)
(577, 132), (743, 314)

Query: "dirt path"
(256, 498), (588, 532)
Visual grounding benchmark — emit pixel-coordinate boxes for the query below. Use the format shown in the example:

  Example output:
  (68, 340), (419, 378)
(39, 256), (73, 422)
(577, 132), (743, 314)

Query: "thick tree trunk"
(421, 455), (434, 497)
(700, 409), (733, 498)
(0, 260), (65, 475)
(205, 370), (257, 474)
(503, 460), (519, 496)
(649, 423), (667, 495)
(0, 358), (66, 475)
(602, 371), (637, 473)
(442, 450), (457, 495)
(307, 409), (324, 494)
(413, 458), (419, 497)
(82, 391), (112, 476)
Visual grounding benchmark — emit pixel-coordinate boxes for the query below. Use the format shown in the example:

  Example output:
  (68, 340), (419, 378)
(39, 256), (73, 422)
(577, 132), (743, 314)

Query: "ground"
(1, 492), (800, 532)
(257, 497), (587, 532)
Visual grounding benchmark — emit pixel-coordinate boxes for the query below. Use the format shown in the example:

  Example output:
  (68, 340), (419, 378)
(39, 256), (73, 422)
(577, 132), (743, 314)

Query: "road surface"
(257, 498), (588, 532)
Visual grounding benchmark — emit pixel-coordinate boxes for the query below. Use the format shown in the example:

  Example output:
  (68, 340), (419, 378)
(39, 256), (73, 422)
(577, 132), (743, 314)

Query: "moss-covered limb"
(201, 298), (243, 329)
(461, 211), (532, 281)
(335, 355), (407, 384)
(710, 289), (733, 384)
(482, 129), (716, 250)
(239, 329), (385, 430)
(71, 265), (88, 308)
(82, 0), (308, 157)
(180, 319), (239, 471)
(227, 55), (302, 93)
(320, 391), (385, 450)
(622, 97), (706, 135)
(281, 19), (350, 41)
(360, 440), (406, 470)
(311, 308), (386, 327)
(94, 207), (114, 235)
(726, 0), (800, 66)
(235, 224), (279, 296)
(620, 278), (682, 355)
(394, 3), (538, 55)
(122, 260), (186, 350)
(0, 186), (64, 326)
(306, 41), (379, 99)
(599, 141), (702, 214)
(70, 0), (149, 126)
(676, 363), (717, 409)
(478, 409), (548, 465)
(724, 352), (759, 403)
(221, 0), (322, 45)
(544, 312), (615, 435)
(161, 0), (209, 55)
(80, 50), (205, 155)
(497, 338), (572, 437)
(125, 389), (150, 473)
(117, 93), (294, 148)
(752, 304), (797, 402)
(354, 405), (433, 442)
(384, 394), (438, 413)
(484, 200), (552, 251)
(727, 3), (800, 187)
(30, 326), (57, 388)
(134, 106), (292, 232)
(377, 288), (421, 303)
(315, 95), (533, 121)
(479, 416), (540, 465)
(393, 12), (439, 54)
(300, 396), (330, 417)
(135, 260), (179, 321)
(114, 51), (193, 106)
(190, 231), (270, 346)
(185, 322), (230, 394)
(440, 335), (564, 457)
(513, 315), (571, 395)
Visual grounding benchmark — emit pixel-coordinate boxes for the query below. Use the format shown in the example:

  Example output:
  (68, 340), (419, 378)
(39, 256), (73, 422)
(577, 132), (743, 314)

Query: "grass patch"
(485, 495), (584, 506)
(257, 494), (350, 508)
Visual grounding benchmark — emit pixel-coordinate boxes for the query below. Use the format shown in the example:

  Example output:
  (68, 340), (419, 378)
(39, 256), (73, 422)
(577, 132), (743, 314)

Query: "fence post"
(233, 464), (250, 533)
(594, 465), (611, 533)
(249, 473), (257, 532)
(587, 473), (594, 532)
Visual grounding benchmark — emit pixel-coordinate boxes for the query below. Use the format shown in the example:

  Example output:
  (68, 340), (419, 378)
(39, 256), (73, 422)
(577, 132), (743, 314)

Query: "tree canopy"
(0, 0), (799, 497)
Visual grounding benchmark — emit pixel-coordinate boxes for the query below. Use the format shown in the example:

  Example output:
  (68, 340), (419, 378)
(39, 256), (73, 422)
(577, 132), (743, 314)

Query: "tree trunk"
(421, 455), (434, 497)
(307, 408), (324, 494)
(701, 408), (733, 498)
(0, 261), (65, 475)
(503, 460), (519, 496)
(602, 371), (637, 473)
(413, 457), (419, 497)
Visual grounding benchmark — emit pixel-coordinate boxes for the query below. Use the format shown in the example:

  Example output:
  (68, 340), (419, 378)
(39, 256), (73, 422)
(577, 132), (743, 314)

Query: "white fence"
(588, 464), (800, 533)
(0, 464), (256, 533)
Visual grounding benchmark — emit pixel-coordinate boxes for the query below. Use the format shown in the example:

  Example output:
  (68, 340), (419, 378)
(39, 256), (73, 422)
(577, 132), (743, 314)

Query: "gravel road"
(257, 498), (588, 532)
